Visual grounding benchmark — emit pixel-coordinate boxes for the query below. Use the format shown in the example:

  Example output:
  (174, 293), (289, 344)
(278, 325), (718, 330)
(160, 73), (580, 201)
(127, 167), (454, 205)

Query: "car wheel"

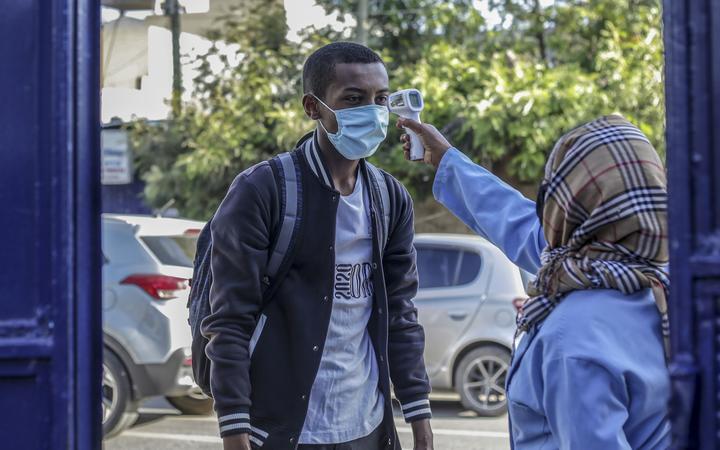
(454, 345), (510, 417)
(102, 351), (138, 439)
(166, 389), (214, 415)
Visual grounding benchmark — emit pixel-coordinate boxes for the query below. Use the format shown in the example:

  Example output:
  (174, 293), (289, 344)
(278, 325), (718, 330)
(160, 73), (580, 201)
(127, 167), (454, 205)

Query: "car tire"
(102, 350), (139, 439)
(166, 391), (214, 415)
(454, 345), (510, 417)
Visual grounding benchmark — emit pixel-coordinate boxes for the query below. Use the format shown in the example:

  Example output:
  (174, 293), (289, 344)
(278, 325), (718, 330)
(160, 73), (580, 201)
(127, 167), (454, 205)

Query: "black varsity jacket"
(201, 135), (432, 449)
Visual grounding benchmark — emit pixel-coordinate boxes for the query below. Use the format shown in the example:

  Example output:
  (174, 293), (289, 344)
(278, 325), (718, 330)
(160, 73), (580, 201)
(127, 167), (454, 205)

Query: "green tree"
(132, 0), (316, 219)
(132, 0), (664, 219)
(315, 0), (663, 195)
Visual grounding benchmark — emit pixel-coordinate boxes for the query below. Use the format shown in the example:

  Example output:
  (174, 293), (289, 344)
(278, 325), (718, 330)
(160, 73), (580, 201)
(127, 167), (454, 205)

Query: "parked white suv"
(414, 234), (528, 416)
(102, 214), (211, 438)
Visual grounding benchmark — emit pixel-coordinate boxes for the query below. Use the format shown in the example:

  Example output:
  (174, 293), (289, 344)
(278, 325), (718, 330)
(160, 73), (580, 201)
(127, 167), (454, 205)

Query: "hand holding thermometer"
(388, 89), (425, 160)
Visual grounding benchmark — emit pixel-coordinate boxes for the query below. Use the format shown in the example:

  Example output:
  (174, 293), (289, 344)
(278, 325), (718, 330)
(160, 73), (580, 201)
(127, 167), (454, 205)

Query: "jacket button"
(301, 395), (307, 401)
(323, 295), (329, 302)
(313, 345), (319, 352)
(262, 275), (270, 284)
(372, 262), (378, 270)
(379, 355), (385, 362)
(290, 437), (296, 443)
(378, 308), (383, 315)
(332, 195), (337, 201)
(329, 245), (334, 251)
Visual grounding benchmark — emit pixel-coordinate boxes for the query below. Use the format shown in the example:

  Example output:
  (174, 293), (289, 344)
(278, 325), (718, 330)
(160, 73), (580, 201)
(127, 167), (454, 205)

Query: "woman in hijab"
(397, 115), (670, 449)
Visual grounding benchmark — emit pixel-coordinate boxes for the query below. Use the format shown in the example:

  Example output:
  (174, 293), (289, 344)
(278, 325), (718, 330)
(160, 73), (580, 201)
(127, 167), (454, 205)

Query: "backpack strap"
(267, 152), (301, 280)
(365, 162), (391, 256)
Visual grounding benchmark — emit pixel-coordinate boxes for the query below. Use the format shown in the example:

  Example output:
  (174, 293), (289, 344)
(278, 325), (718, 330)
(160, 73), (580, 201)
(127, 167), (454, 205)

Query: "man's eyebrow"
(340, 87), (391, 93)
(340, 87), (368, 93)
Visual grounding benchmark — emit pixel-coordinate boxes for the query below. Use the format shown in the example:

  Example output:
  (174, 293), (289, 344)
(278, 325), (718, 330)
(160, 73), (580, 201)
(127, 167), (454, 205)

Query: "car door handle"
(448, 310), (469, 321)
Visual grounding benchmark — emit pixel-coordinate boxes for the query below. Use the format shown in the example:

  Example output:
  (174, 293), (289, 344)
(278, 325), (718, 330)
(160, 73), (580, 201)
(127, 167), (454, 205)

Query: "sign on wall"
(101, 128), (133, 185)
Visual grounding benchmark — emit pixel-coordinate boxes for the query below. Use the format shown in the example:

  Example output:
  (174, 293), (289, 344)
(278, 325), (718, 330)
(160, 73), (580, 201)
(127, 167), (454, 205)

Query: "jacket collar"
(299, 130), (373, 193)
(300, 130), (336, 190)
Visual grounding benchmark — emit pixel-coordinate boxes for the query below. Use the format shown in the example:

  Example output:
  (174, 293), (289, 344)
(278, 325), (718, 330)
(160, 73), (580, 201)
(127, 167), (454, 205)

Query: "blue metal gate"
(0, 1), (102, 449)
(0, 0), (717, 448)
(665, 0), (720, 448)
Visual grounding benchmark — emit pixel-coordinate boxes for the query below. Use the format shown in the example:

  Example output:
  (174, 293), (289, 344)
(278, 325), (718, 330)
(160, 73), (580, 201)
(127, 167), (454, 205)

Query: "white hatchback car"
(414, 234), (528, 416)
(102, 214), (211, 437)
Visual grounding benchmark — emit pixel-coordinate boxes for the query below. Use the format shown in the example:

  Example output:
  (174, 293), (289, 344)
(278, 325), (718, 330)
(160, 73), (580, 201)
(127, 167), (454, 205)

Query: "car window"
(102, 220), (153, 265)
(416, 245), (482, 289)
(140, 235), (197, 267)
(520, 269), (536, 294)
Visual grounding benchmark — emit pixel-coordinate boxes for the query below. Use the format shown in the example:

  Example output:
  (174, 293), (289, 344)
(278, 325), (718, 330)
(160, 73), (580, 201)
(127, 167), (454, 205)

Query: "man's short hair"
(302, 42), (384, 99)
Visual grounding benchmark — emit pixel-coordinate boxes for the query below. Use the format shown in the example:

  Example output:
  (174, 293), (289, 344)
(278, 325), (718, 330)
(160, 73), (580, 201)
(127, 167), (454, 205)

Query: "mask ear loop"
(311, 94), (337, 136)
(311, 94), (333, 114)
(316, 114), (332, 136)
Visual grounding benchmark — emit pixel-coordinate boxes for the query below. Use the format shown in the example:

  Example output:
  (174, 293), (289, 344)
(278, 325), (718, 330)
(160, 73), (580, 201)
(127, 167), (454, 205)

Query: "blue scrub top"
(433, 148), (671, 449)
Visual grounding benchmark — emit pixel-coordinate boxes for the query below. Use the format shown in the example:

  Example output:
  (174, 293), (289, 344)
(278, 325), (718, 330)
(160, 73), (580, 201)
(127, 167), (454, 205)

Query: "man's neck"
(316, 130), (360, 196)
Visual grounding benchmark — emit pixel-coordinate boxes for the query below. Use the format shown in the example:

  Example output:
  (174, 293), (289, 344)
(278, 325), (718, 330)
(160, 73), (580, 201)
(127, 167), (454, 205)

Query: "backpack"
(188, 150), (391, 397)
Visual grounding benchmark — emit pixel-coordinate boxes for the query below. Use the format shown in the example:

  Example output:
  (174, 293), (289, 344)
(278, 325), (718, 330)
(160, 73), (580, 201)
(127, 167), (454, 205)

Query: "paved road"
(104, 396), (510, 450)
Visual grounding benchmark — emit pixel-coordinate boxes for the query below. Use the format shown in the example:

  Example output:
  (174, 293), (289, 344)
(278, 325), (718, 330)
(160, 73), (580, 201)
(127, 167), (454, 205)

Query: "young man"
(203, 42), (434, 450)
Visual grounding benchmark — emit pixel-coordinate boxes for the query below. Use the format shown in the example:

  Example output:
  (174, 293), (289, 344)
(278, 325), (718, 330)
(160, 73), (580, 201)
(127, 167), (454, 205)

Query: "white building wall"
(101, 18), (212, 122)
(100, 0), (340, 123)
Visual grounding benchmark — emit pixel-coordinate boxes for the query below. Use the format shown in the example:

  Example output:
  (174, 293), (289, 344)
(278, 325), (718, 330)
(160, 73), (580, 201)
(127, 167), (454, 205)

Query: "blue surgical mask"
(313, 95), (389, 160)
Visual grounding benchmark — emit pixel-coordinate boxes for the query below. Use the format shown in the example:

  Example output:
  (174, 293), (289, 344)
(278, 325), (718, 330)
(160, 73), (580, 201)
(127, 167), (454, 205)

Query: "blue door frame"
(0, 1), (102, 449)
(0, 0), (717, 448)
(665, 0), (720, 448)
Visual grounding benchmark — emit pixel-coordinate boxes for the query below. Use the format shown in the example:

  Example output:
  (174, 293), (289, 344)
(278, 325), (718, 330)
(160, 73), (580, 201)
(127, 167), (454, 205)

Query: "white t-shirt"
(300, 175), (385, 444)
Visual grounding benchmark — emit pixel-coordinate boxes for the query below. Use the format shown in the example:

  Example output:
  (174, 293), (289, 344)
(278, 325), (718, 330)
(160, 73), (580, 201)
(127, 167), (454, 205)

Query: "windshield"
(140, 235), (197, 267)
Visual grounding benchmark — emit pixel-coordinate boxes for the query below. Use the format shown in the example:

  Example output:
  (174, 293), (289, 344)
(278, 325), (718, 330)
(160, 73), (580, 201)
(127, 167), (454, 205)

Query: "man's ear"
(302, 94), (321, 120)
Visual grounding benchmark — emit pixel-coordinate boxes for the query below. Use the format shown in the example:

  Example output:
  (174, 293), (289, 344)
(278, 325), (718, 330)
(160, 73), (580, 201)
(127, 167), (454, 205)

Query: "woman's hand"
(396, 118), (453, 169)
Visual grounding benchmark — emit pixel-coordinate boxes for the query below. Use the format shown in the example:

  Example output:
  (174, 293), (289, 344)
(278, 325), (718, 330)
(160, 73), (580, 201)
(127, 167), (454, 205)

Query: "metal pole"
(164, 0), (182, 116)
(357, 0), (368, 45)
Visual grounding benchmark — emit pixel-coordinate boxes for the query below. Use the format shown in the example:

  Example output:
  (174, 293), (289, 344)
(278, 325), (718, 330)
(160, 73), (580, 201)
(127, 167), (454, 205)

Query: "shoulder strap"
(365, 162), (391, 255)
(267, 152), (300, 280)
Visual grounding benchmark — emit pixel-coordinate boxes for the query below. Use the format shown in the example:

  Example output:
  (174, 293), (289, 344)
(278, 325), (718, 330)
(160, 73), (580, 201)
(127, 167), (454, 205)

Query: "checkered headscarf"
(517, 115), (670, 349)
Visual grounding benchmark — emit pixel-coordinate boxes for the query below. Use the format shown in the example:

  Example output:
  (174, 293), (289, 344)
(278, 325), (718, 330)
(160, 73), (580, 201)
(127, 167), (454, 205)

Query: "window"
(520, 269), (536, 295)
(416, 246), (482, 289)
(140, 235), (198, 267)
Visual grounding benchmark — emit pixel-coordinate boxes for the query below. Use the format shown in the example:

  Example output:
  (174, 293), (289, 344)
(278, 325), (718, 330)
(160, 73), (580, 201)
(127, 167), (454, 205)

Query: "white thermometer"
(389, 89), (425, 160)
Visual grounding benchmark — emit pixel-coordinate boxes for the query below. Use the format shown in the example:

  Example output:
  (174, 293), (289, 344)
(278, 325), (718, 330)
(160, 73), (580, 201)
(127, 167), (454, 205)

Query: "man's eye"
(346, 96), (361, 103)
(376, 95), (388, 105)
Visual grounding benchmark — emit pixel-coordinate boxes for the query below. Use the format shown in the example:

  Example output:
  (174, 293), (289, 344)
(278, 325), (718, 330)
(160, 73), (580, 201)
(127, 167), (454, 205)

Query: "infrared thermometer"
(389, 89), (425, 160)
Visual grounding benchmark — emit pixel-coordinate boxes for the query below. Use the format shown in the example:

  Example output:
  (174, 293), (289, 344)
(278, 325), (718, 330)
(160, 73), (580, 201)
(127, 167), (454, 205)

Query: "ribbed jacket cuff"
(217, 408), (270, 447)
(217, 409), (250, 438)
(399, 396), (432, 423)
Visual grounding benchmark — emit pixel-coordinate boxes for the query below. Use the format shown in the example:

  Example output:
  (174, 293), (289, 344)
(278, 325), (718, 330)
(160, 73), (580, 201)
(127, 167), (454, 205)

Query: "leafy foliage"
(132, 0), (316, 218)
(132, 0), (664, 219)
